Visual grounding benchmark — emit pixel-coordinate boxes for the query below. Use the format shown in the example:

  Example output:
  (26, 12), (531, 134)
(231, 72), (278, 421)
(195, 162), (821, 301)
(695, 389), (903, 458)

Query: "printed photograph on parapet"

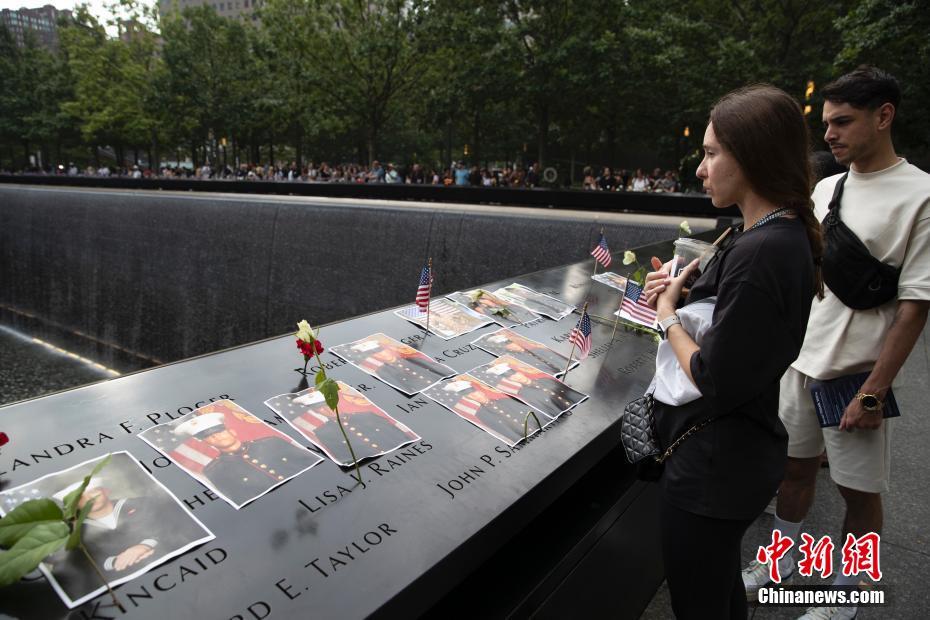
(265, 382), (420, 467)
(446, 289), (540, 327)
(138, 400), (323, 510)
(394, 298), (494, 339)
(493, 283), (575, 320)
(330, 332), (457, 395)
(471, 328), (579, 378)
(468, 355), (589, 419)
(423, 375), (552, 447)
(591, 271), (629, 293)
(0, 451), (215, 610)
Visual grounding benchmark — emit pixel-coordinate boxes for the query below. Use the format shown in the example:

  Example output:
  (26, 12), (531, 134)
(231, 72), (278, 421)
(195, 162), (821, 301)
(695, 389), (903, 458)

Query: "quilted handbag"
(620, 393), (660, 464)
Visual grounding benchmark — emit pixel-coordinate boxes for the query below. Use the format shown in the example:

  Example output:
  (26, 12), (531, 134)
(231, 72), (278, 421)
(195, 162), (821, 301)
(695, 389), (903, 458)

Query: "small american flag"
(591, 233), (612, 268)
(569, 310), (593, 359)
(398, 299), (459, 319)
(415, 264), (432, 309)
(619, 280), (658, 328)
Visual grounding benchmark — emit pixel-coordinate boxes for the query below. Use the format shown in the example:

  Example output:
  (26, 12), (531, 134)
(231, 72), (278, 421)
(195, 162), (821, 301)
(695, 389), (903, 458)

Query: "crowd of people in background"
(3, 160), (688, 193)
(581, 166), (682, 192)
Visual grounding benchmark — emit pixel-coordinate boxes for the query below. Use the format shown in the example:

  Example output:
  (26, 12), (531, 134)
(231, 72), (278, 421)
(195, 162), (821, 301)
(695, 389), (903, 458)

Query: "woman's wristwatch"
(658, 313), (682, 338)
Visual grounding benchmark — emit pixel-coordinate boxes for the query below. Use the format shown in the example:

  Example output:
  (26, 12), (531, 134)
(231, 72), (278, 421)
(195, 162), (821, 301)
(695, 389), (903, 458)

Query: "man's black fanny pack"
(822, 172), (900, 309)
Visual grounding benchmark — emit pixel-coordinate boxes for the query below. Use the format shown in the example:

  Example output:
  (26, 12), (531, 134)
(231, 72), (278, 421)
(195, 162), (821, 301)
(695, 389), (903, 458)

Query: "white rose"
(623, 250), (637, 265)
(295, 320), (316, 343)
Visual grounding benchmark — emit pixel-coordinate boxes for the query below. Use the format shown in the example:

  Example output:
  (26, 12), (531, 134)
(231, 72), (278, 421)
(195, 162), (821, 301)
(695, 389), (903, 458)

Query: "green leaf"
(319, 379), (340, 411)
(66, 500), (94, 552)
(63, 454), (111, 520)
(314, 370), (326, 387)
(0, 522), (69, 587)
(0, 499), (63, 548)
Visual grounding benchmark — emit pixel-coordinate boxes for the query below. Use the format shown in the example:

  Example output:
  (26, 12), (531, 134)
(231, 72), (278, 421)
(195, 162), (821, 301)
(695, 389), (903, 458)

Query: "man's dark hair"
(822, 65), (901, 111)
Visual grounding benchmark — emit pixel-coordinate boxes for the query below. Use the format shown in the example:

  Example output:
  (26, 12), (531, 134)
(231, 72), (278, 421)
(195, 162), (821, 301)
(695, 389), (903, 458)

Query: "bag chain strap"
(655, 416), (720, 464)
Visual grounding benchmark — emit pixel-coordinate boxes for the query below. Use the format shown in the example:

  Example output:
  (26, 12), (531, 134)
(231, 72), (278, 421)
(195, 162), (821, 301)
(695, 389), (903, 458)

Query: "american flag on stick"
(415, 262), (432, 310)
(563, 301), (591, 377)
(568, 309), (593, 360)
(591, 233), (612, 268)
(397, 299), (459, 319)
(618, 280), (658, 329)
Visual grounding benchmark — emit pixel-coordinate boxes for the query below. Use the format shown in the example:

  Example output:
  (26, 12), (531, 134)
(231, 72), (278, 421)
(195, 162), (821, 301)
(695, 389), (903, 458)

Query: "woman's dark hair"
(710, 84), (824, 298)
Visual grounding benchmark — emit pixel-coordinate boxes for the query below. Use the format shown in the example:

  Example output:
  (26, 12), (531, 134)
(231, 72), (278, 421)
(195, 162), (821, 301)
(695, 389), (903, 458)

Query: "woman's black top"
(655, 217), (815, 520)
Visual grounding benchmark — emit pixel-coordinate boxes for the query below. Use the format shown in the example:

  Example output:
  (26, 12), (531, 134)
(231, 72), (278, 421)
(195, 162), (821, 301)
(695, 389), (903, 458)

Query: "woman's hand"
(656, 258), (700, 319)
(643, 256), (673, 308)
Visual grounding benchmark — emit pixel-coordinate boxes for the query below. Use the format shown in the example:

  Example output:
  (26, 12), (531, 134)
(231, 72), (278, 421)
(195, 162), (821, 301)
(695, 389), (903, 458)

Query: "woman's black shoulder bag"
(822, 173), (901, 309)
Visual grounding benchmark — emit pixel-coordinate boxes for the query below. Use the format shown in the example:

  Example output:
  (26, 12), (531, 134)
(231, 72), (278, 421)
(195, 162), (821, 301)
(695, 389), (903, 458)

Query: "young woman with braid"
(641, 85), (821, 618)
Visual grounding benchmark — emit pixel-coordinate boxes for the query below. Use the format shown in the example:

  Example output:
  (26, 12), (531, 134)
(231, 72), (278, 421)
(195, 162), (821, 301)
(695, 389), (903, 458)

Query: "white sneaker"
(797, 605), (857, 619)
(742, 559), (794, 602)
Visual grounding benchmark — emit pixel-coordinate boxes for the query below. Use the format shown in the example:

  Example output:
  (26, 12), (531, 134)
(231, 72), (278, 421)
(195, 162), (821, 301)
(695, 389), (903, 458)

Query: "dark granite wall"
(0, 187), (697, 369)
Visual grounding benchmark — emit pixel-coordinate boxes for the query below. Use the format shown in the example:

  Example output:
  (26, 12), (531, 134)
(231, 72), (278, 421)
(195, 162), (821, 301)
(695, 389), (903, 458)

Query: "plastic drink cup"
(672, 238), (718, 278)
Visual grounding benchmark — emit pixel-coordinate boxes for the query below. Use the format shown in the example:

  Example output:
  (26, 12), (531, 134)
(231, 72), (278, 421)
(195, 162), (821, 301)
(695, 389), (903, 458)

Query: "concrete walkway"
(642, 324), (930, 619)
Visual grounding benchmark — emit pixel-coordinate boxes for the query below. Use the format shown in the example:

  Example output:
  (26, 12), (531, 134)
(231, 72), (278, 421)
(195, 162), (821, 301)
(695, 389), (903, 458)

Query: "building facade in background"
(0, 4), (72, 49)
(158, 0), (261, 21)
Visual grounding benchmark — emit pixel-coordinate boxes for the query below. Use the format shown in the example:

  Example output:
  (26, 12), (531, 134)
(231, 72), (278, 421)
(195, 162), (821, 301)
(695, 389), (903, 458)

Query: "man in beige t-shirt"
(743, 67), (930, 618)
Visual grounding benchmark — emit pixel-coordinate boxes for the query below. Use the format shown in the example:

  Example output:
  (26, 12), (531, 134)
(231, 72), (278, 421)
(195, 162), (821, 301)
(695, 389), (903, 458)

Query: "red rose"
(0, 432), (8, 447)
(314, 340), (324, 355)
(296, 339), (315, 357)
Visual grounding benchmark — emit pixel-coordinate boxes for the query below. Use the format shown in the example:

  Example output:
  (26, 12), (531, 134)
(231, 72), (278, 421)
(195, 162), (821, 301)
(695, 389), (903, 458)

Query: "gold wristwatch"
(854, 392), (883, 412)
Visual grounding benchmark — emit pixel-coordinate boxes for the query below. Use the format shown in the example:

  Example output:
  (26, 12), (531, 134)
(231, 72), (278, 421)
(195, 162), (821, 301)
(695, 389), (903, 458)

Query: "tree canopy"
(0, 0), (926, 174)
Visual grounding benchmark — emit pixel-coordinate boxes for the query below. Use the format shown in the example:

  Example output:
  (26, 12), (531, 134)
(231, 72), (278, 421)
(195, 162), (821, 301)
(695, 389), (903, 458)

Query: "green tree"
(498, 0), (616, 168)
(413, 1), (524, 167)
(834, 0), (930, 159)
(59, 6), (162, 168)
(263, 0), (425, 164)
(159, 5), (257, 168)
(0, 26), (72, 169)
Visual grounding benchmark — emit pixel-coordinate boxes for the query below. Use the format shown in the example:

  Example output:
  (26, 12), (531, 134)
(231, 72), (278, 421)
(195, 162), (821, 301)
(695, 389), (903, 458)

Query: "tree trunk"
(22, 140), (30, 170)
(150, 130), (159, 171)
(536, 103), (549, 168)
(570, 149), (575, 187)
(294, 125), (303, 170)
(445, 119), (453, 168)
(471, 108), (481, 166)
(606, 125), (616, 170)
